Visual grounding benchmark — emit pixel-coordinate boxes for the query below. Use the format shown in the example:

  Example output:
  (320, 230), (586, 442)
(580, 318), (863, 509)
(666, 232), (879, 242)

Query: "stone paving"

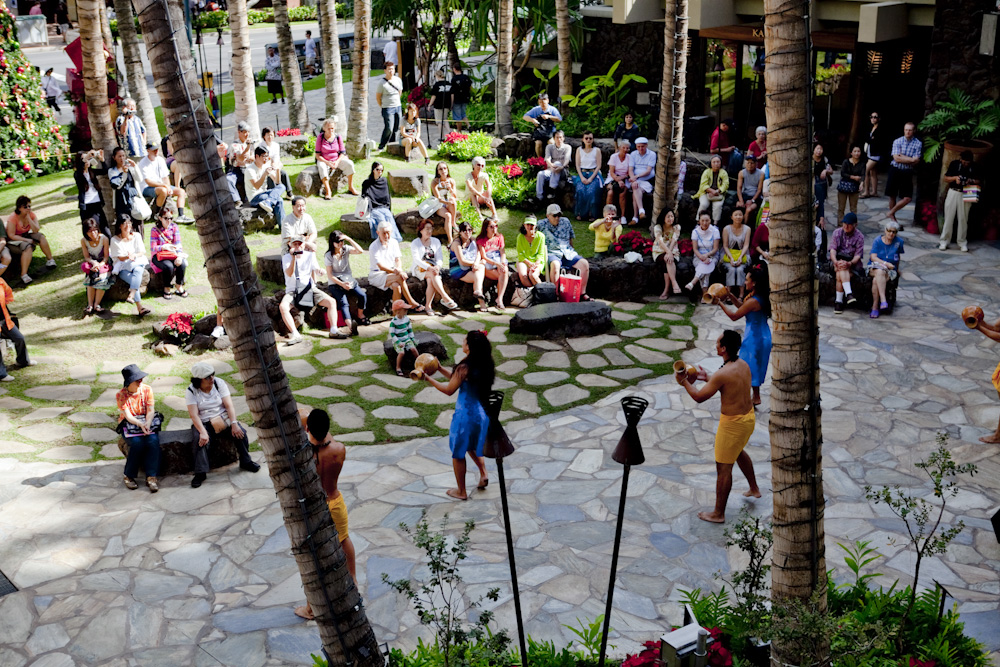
(0, 194), (999, 665)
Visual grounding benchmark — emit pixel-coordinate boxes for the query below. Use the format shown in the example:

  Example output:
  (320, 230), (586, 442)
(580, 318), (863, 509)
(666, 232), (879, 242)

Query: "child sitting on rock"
(389, 299), (418, 376)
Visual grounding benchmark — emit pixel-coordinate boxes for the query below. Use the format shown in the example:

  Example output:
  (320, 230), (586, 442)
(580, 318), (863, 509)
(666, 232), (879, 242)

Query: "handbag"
(116, 411), (164, 437)
(837, 178), (859, 194)
(354, 195), (370, 219)
(963, 184), (980, 204)
(156, 249), (178, 261)
(209, 414), (232, 434)
(417, 198), (441, 219)
(130, 196), (152, 221)
(510, 286), (534, 308)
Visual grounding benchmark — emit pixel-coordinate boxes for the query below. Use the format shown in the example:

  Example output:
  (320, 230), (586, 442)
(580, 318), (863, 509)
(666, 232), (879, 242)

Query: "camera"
(292, 250), (303, 255)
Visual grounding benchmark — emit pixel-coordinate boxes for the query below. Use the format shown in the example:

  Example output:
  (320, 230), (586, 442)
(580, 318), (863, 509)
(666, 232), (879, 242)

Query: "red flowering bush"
(406, 84), (430, 109)
(678, 238), (694, 257)
(276, 128), (301, 137)
(500, 162), (523, 179)
(443, 131), (469, 144)
(162, 312), (195, 342)
(527, 156), (547, 168)
(621, 640), (660, 667)
(919, 201), (938, 229)
(612, 230), (653, 256)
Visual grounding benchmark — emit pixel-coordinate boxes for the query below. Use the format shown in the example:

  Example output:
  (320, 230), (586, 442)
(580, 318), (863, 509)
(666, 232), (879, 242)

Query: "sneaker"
(146, 476), (159, 493)
(191, 472), (207, 488)
(176, 214), (195, 223)
(211, 325), (225, 338)
(959, 244), (968, 252)
(845, 294), (857, 306)
(240, 460), (261, 473)
(329, 329), (347, 339)
(45, 259), (57, 268)
(620, 216), (627, 227)
(258, 201), (273, 215)
(21, 275), (32, 284)
(834, 302), (844, 314)
(284, 335), (303, 347)
(123, 475), (139, 490)
(938, 242), (948, 251)
(0, 375), (14, 382)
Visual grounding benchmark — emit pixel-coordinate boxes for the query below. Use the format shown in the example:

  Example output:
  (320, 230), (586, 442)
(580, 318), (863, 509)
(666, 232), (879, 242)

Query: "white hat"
(190, 361), (216, 379)
(545, 203), (562, 216)
(635, 136), (649, 144)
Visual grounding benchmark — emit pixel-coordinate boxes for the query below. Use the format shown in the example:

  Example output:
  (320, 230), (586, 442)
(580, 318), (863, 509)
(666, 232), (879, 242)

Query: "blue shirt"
(524, 105), (562, 122)
(870, 235), (904, 267)
(890, 136), (922, 171)
(537, 216), (575, 257)
(115, 114), (147, 158)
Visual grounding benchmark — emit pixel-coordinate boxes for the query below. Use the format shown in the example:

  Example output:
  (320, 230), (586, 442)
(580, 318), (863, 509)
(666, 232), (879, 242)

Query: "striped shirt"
(890, 136), (922, 171)
(389, 316), (415, 347)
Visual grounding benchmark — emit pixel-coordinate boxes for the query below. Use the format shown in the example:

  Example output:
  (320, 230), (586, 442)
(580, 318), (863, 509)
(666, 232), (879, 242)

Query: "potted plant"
(918, 88), (1000, 163)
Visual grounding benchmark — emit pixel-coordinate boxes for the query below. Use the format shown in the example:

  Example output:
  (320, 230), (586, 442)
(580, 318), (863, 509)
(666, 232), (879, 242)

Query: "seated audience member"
(281, 196), (317, 254)
(751, 210), (771, 263)
(747, 126), (767, 167)
(522, 92), (562, 157)
(108, 147), (144, 237)
(736, 154), (763, 218)
(868, 220), (903, 319)
(515, 218), (546, 287)
(6, 196), (56, 284)
(722, 208), (751, 299)
(400, 103), (430, 164)
(361, 162), (402, 241)
(81, 217), (114, 315)
(185, 361), (260, 489)
(281, 236), (342, 342)
(315, 118), (358, 198)
(467, 157), (498, 220)
(711, 118), (741, 172)
(324, 231), (369, 336)
(428, 162), (458, 244)
(695, 155), (729, 225)
(111, 215), (151, 317)
(160, 134), (182, 188)
(653, 209), (682, 298)
(228, 121), (255, 203)
(0, 275), (34, 381)
(244, 146), (286, 222)
(536, 129), (572, 201)
(476, 216), (509, 311)
(260, 126), (293, 198)
(589, 205), (622, 260)
(116, 364), (160, 493)
(411, 219), (458, 313)
(389, 299), (419, 376)
(538, 203), (591, 300)
(368, 220), (422, 310)
(138, 142), (193, 221)
(627, 137), (656, 224)
(450, 221), (489, 311)
(685, 211), (720, 296)
(216, 141), (241, 204)
(75, 149), (110, 236)
(613, 110), (642, 152)
(0, 222), (9, 279)
(829, 212), (865, 314)
(606, 141), (631, 224)
(150, 206), (189, 299)
(574, 132), (604, 220)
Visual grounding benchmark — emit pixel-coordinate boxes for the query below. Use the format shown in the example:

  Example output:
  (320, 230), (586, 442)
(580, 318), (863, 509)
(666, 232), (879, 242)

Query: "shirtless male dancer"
(677, 329), (761, 523)
(295, 408), (357, 620)
(971, 312), (1000, 444)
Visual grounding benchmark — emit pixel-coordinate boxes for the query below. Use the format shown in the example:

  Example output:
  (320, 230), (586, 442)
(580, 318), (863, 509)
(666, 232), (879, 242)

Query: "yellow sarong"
(327, 493), (349, 542)
(714, 410), (755, 464)
(992, 360), (1000, 394)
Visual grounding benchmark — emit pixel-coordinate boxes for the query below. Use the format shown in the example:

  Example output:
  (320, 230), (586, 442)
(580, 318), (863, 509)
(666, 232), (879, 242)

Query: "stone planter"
(294, 165), (348, 197)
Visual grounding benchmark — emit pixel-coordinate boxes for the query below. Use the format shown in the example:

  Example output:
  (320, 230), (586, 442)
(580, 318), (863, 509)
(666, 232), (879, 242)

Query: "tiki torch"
(599, 395), (649, 667)
(483, 390), (527, 667)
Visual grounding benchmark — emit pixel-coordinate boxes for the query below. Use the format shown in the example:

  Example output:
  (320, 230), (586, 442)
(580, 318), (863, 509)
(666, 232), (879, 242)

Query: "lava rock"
(382, 331), (449, 373)
(387, 168), (429, 197)
(238, 205), (277, 232)
(510, 301), (613, 338)
(294, 164), (349, 197)
(118, 428), (240, 477)
(395, 208), (450, 236)
(339, 213), (372, 240)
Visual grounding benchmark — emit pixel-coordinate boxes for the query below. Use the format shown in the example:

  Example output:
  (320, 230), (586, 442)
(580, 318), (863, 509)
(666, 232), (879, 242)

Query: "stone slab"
(21, 407), (73, 421)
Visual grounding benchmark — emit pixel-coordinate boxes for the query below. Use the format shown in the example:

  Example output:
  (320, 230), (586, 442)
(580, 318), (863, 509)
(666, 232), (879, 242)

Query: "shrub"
(484, 159), (533, 210)
(287, 4), (317, 21)
(193, 9), (227, 30)
(161, 313), (194, 343)
(334, 2), (351, 18)
(465, 101), (495, 127)
(435, 131), (494, 161)
(246, 8), (271, 24)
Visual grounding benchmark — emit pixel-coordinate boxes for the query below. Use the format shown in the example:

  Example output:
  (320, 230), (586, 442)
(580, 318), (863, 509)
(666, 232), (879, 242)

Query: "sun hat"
(121, 364), (148, 387)
(392, 299), (412, 312)
(190, 362), (216, 379)
(546, 203), (562, 216)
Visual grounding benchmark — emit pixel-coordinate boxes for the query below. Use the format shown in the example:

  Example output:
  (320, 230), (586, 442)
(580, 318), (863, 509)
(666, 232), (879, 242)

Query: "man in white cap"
(537, 203), (591, 301)
(628, 137), (657, 224)
(281, 236), (343, 342)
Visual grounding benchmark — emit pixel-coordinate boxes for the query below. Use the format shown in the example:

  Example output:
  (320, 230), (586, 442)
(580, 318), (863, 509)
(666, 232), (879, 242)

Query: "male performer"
(970, 311), (1000, 444)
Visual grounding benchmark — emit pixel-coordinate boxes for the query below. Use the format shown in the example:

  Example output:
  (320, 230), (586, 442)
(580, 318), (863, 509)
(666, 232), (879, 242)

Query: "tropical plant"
(113, 0), (160, 144)
(287, 4), (317, 20)
(484, 159), (533, 209)
(229, 0), (260, 138)
(346, 0), (371, 158)
(918, 88), (1000, 162)
(563, 615), (612, 659)
(78, 0), (116, 222)
(562, 61), (647, 114)
(193, 9), (228, 29)
(161, 312), (195, 343)
(435, 131), (494, 161)
(318, 0), (347, 135)
(273, 0), (310, 132)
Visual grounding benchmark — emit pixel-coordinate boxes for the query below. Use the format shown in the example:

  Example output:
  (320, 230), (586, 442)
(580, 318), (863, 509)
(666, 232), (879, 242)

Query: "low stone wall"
(118, 428), (240, 477)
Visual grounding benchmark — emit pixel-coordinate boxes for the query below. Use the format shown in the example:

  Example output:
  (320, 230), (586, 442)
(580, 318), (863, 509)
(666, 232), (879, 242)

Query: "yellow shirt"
(589, 220), (622, 253)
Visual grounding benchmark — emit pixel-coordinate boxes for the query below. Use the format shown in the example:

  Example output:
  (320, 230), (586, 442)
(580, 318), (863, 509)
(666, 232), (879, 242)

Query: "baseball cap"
(545, 203), (562, 216)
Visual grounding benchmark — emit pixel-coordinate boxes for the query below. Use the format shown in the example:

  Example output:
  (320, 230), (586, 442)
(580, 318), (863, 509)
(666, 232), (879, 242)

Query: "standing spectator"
(0, 276), (34, 382)
(811, 144), (833, 228)
(74, 150), (109, 237)
(116, 365), (160, 492)
(536, 129), (572, 201)
(280, 236), (341, 341)
(56, 0), (71, 42)
(613, 111), (642, 152)
(229, 122), (255, 203)
(382, 38), (398, 69)
(885, 122), (922, 224)
(138, 143), (193, 222)
(695, 155), (729, 226)
(939, 150), (979, 252)
(108, 147), (142, 235)
(324, 231), (370, 335)
(736, 154), (763, 219)
(837, 145), (865, 223)
(710, 118), (740, 173)
(315, 118), (358, 198)
(244, 146), (286, 222)
(829, 212), (865, 314)
(538, 203), (591, 300)
(376, 61), (404, 150)
(868, 221), (903, 318)
(260, 127), (293, 197)
(303, 30), (317, 77)
(574, 132), (604, 221)
(265, 47), (284, 104)
(6, 196), (56, 284)
(280, 196), (317, 255)
(115, 98), (147, 159)
(627, 137), (656, 224)
(411, 219), (457, 313)
(522, 92), (562, 157)
(861, 111), (884, 198)
(428, 69), (451, 140)
(399, 103), (429, 164)
(149, 207), (189, 299)
(466, 157), (497, 220)
(80, 217), (113, 315)
(685, 212), (721, 295)
(746, 126), (767, 168)
(41, 68), (61, 113)
(361, 162), (402, 241)
(28, 1), (41, 14)
(605, 141), (631, 224)
(450, 63), (472, 133)
(368, 220), (422, 310)
(111, 215), (151, 316)
(515, 218), (546, 287)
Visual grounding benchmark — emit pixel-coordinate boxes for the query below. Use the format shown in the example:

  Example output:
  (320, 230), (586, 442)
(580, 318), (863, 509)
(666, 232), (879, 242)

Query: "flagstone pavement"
(0, 196), (998, 666)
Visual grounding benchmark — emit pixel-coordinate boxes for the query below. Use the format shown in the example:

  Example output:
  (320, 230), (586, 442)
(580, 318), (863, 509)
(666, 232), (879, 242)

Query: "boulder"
(117, 428), (240, 477)
(278, 135), (315, 159)
(396, 208), (450, 236)
(384, 142), (422, 163)
(105, 268), (151, 302)
(817, 261), (897, 310)
(238, 204), (277, 232)
(510, 301), (613, 338)
(193, 313), (219, 335)
(387, 168), (430, 197)
(499, 133), (534, 160)
(295, 164), (349, 197)
(255, 250), (284, 285)
(563, 136), (618, 167)
(339, 213), (372, 240)
(381, 331), (450, 373)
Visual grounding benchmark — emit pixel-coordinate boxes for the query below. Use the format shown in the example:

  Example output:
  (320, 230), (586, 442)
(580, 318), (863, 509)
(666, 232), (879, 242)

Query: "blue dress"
(739, 296), (772, 388)
(449, 379), (488, 459)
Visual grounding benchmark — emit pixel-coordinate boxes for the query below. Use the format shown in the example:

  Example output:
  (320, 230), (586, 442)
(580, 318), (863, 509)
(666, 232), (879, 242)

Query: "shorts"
(451, 103), (467, 121)
(282, 286), (329, 307)
(327, 493), (349, 542)
(634, 179), (653, 194)
(368, 270), (391, 290)
(267, 79), (283, 95)
(306, 56), (316, 67)
(317, 157), (354, 180)
(553, 254), (582, 270)
(885, 167), (914, 200)
(142, 185), (159, 198)
(992, 360), (1000, 393)
(8, 232), (43, 252)
(450, 266), (471, 280)
(714, 410), (755, 464)
(392, 337), (416, 354)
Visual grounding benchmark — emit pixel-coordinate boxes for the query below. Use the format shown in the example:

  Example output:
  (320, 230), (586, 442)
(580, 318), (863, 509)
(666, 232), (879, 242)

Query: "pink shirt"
(316, 134), (345, 162)
(608, 153), (630, 180)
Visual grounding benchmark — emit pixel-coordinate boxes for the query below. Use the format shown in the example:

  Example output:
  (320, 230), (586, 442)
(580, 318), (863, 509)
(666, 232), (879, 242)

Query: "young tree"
(78, 0), (117, 225)
(346, 0), (371, 158)
(228, 0), (260, 138)
(554, 0), (572, 110)
(496, 0), (514, 135)
(273, 0), (309, 132)
(317, 0), (347, 135)
(763, 0), (829, 664)
(133, 0), (382, 662)
(112, 0), (160, 144)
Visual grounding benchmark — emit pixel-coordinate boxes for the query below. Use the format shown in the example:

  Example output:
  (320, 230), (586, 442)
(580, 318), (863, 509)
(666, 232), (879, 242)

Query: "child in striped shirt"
(389, 299), (418, 376)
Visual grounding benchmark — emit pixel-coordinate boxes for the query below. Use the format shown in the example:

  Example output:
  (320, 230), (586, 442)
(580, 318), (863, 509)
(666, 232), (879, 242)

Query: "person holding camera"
(74, 149), (110, 237)
(522, 93), (562, 158)
(244, 146), (286, 223)
(280, 236), (341, 343)
(115, 98), (147, 159)
(939, 150), (980, 252)
(5, 196), (56, 285)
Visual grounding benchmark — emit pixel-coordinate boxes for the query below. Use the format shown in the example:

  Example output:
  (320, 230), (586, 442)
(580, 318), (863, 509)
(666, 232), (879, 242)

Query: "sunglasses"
(870, 115), (879, 119)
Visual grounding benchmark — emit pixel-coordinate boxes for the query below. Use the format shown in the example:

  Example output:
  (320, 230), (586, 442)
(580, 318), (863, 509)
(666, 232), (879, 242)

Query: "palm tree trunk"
(133, 0), (382, 662)
(346, 0), (371, 158)
(653, 0), (676, 216)
(496, 0), (514, 135)
(763, 1), (829, 664)
(78, 0), (118, 228)
(273, 0), (310, 132)
(667, 0), (688, 205)
(554, 0), (572, 111)
(98, 0), (115, 57)
(112, 0), (160, 145)
(317, 0), (347, 136)
(228, 0), (260, 139)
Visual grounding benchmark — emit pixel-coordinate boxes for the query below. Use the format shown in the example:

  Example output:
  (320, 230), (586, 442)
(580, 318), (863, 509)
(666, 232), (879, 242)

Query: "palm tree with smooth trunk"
(133, 0), (382, 662)
(112, 0), (160, 144)
(228, 0), (260, 139)
(653, 0), (676, 216)
(318, 0), (347, 136)
(273, 0), (310, 132)
(763, 0), (829, 664)
(346, 0), (371, 158)
(666, 0), (688, 206)
(78, 0), (118, 227)
(496, 0), (514, 135)
(554, 0), (572, 111)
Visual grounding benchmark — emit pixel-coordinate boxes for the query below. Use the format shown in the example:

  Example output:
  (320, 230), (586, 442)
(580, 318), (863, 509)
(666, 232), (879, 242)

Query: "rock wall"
(924, 1), (1000, 111)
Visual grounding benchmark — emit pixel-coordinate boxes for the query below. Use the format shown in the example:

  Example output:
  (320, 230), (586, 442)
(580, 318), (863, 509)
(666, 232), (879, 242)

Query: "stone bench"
(238, 204), (278, 232)
(339, 209), (450, 240)
(294, 164), (349, 197)
(817, 260), (898, 311)
(338, 213), (372, 240)
(510, 301), (613, 338)
(117, 427), (241, 477)
(381, 331), (449, 374)
(387, 168), (429, 197)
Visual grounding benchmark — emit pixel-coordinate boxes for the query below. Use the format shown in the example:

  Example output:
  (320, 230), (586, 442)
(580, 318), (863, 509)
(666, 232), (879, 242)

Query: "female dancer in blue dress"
(717, 265), (771, 406)
(421, 330), (495, 499)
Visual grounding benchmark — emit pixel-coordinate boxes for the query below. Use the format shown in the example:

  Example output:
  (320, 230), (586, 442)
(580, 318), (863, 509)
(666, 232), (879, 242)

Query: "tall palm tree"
(496, 0), (514, 135)
(133, 0), (382, 662)
(666, 0), (689, 205)
(78, 0), (117, 226)
(228, 0), (260, 138)
(763, 1), (829, 664)
(98, 0), (115, 56)
(346, 0), (371, 158)
(112, 0), (160, 144)
(652, 0), (676, 216)
(317, 0), (347, 136)
(554, 0), (571, 111)
(273, 0), (310, 132)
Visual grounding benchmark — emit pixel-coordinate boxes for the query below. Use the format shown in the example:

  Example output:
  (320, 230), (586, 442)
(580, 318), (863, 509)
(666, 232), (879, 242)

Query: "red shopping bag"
(558, 269), (582, 303)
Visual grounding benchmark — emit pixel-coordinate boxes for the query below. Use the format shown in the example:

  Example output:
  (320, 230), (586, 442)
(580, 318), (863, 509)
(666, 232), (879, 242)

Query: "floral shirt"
(116, 384), (154, 425)
(537, 216), (574, 255)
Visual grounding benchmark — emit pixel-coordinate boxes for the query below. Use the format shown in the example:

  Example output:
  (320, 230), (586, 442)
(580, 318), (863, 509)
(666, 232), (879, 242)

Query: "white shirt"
(244, 162), (269, 200)
(578, 147), (599, 170)
(42, 75), (61, 98)
(630, 149), (657, 182)
(263, 139), (282, 169)
(185, 378), (232, 421)
(378, 76), (403, 109)
(282, 250), (320, 293)
(110, 234), (147, 273)
(137, 155), (169, 191)
(382, 39), (398, 67)
(369, 238), (401, 275)
(83, 172), (100, 205)
(410, 236), (443, 273)
(280, 212), (317, 254)
(608, 153), (631, 180)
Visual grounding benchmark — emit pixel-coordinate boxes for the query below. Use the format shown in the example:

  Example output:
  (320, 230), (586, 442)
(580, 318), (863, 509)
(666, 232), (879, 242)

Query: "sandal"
(322, 194), (331, 201)
(580, 294), (592, 302)
(412, 305), (426, 313)
(357, 317), (371, 326)
(94, 305), (104, 314)
(162, 292), (173, 300)
(870, 309), (880, 319)
(137, 307), (152, 317)
(396, 368), (405, 377)
(175, 288), (188, 298)
(84, 306), (94, 315)
(442, 299), (458, 310)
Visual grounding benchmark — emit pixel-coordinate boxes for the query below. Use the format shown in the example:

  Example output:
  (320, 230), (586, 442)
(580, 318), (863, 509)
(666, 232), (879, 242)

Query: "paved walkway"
(0, 194), (998, 665)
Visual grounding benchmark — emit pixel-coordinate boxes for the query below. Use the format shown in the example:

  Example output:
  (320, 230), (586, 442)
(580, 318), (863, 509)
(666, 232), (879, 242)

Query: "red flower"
(4, 178), (13, 184)
(443, 131), (469, 144)
(276, 128), (301, 137)
(22, 164), (31, 172)
(527, 157), (547, 167)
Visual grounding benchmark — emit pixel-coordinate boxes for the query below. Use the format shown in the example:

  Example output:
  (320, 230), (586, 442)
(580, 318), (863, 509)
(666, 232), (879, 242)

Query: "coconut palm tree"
(652, 0), (676, 215)
(346, 0), (371, 158)
(554, 0), (571, 111)
(228, 0), (260, 139)
(665, 0), (689, 205)
(112, 0), (160, 144)
(273, 0), (310, 132)
(496, 0), (514, 135)
(98, 0), (115, 55)
(317, 0), (347, 136)
(132, 0), (382, 662)
(78, 0), (117, 226)
(763, 1), (829, 664)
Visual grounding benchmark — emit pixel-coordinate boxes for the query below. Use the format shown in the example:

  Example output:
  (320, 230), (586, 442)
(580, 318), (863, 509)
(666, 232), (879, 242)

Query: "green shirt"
(515, 233), (546, 266)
